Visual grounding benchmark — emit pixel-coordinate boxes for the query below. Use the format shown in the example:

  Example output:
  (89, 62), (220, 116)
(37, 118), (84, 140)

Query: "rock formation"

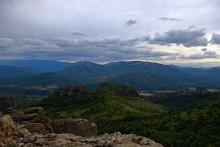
(0, 109), (163, 147)
(7, 107), (44, 121)
(50, 118), (98, 137)
(0, 115), (15, 137)
(24, 123), (49, 135)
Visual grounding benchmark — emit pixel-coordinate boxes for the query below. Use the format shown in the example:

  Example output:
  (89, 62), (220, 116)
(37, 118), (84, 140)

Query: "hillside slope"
(32, 83), (220, 147)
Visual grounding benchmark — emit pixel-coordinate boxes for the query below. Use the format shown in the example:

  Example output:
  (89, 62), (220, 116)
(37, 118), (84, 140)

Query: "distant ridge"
(0, 60), (220, 95)
(0, 59), (71, 72)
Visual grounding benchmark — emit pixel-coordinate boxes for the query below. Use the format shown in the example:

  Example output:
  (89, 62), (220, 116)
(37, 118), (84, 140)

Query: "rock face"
(0, 114), (163, 147)
(23, 107), (44, 114)
(7, 107), (44, 122)
(50, 118), (98, 137)
(0, 115), (15, 137)
(24, 123), (49, 135)
(18, 132), (163, 147)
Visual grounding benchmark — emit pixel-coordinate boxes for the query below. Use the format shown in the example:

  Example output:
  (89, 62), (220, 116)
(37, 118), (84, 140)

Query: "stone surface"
(23, 143), (34, 147)
(19, 132), (163, 147)
(7, 107), (43, 122)
(10, 113), (38, 121)
(0, 115), (163, 147)
(0, 115), (15, 137)
(50, 118), (98, 137)
(34, 138), (47, 146)
(25, 123), (49, 135)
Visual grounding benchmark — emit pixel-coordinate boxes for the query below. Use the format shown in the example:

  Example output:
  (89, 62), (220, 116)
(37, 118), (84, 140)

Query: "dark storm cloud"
(148, 29), (208, 47)
(210, 33), (220, 44)
(1, 37), (173, 62)
(126, 19), (137, 26)
(50, 37), (143, 49)
(159, 17), (182, 22)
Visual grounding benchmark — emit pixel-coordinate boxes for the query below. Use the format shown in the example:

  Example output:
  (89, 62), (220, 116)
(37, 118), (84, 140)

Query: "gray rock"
(24, 123), (48, 135)
(0, 115), (15, 137)
(19, 143), (25, 147)
(7, 107), (43, 122)
(53, 138), (71, 146)
(115, 143), (143, 147)
(34, 138), (47, 146)
(23, 143), (34, 147)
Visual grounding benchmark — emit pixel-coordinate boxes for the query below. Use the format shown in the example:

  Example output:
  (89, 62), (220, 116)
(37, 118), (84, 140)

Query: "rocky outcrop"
(0, 114), (163, 147)
(24, 123), (49, 135)
(23, 107), (44, 114)
(55, 85), (89, 96)
(0, 111), (3, 117)
(50, 118), (98, 137)
(17, 132), (163, 147)
(0, 115), (15, 137)
(7, 107), (44, 122)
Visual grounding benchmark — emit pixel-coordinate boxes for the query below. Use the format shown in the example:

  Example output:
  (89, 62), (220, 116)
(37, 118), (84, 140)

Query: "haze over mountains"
(0, 60), (220, 95)
(0, 60), (71, 72)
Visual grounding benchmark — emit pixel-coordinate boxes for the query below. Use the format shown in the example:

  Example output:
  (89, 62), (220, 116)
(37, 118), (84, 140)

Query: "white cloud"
(0, 38), (13, 48)
(0, 0), (219, 66)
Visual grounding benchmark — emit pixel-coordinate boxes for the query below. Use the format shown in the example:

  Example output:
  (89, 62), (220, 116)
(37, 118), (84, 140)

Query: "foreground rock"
(7, 107), (44, 122)
(0, 112), (163, 147)
(50, 118), (98, 137)
(25, 123), (49, 135)
(0, 115), (15, 137)
(0, 115), (163, 147)
(18, 132), (163, 147)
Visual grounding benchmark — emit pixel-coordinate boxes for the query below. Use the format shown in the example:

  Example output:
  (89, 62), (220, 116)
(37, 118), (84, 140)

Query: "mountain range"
(0, 60), (220, 95)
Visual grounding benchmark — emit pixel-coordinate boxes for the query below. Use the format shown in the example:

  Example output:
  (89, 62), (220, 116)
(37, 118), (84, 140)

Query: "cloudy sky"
(0, 0), (220, 67)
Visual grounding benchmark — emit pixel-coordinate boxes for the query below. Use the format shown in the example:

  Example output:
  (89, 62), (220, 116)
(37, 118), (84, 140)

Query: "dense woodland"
(23, 83), (220, 147)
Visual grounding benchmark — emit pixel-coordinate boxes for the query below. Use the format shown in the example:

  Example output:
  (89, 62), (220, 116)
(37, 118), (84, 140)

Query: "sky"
(0, 0), (220, 67)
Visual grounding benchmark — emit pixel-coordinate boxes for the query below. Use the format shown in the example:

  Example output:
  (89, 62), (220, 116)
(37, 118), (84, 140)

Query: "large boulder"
(7, 107), (43, 122)
(0, 115), (15, 137)
(11, 114), (38, 122)
(50, 119), (98, 137)
(24, 123), (49, 135)
(23, 107), (44, 114)
(19, 132), (163, 147)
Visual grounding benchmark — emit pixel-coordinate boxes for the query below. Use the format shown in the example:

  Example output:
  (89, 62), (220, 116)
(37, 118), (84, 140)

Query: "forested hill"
(1, 61), (220, 95)
(27, 83), (220, 147)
